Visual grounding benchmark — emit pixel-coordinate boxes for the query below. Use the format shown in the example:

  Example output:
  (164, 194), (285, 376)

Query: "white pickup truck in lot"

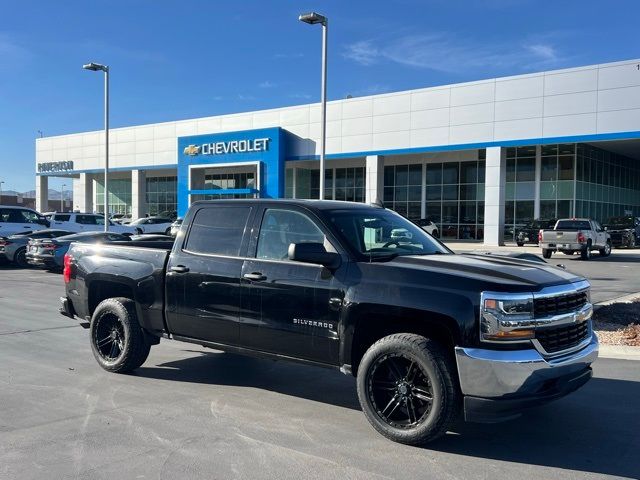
(540, 218), (611, 260)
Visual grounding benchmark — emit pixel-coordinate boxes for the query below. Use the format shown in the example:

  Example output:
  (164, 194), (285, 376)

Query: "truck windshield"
(555, 220), (591, 230)
(324, 208), (450, 260)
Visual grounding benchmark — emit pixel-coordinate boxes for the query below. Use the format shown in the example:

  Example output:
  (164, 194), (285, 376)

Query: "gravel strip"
(593, 300), (640, 346)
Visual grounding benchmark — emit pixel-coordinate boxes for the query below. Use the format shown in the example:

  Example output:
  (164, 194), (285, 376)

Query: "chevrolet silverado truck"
(540, 218), (611, 260)
(60, 200), (598, 445)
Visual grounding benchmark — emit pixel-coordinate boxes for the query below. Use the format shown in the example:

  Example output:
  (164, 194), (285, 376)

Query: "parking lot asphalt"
(1, 266), (639, 480)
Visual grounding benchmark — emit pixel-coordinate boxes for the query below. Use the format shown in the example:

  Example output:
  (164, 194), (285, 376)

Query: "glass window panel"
(408, 185), (422, 202)
(394, 204), (407, 217)
(383, 187), (394, 202)
(541, 157), (558, 181)
(460, 184), (476, 200)
(187, 206), (251, 257)
(505, 201), (514, 224)
(506, 158), (516, 182)
(426, 163), (442, 185)
(558, 144), (575, 155)
(441, 202), (458, 224)
(540, 200), (556, 220)
(442, 163), (459, 184)
(477, 202), (485, 223)
(394, 187), (408, 202)
(477, 161), (486, 183)
(541, 144), (558, 156)
(459, 202), (476, 223)
(408, 202), (422, 220)
(459, 224), (476, 240)
(426, 204), (441, 223)
(426, 185), (442, 201)
(442, 185), (458, 201)
(558, 155), (574, 181)
(384, 166), (395, 186)
(540, 182), (557, 200)
(557, 181), (574, 199)
(516, 146), (536, 157)
(506, 147), (516, 158)
(515, 201), (535, 224)
(395, 165), (409, 186)
(516, 158), (535, 182)
(515, 182), (535, 200)
(460, 162), (478, 184)
(505, 182), (515, 201)
(408, 164), (422, 185)
(557, 200), (572, 218)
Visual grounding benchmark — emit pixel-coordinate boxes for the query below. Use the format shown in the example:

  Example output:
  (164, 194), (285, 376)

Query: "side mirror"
(604, 226), (608, 231)
(288, 242), (341, 270)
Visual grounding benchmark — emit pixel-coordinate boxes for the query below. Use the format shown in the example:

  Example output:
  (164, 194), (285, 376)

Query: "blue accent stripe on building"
(188, 188), (259, 195)
(286, 130), (640, 161)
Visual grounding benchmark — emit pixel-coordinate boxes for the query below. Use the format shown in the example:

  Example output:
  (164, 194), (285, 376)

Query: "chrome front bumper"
(455, 333), (599, 399)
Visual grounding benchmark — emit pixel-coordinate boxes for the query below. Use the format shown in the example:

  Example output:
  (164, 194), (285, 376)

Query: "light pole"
(0, 181), (4, 202)
(61, 184), (66, 212)
(299, 12), (328, 200)
(83, 62), (109, 231)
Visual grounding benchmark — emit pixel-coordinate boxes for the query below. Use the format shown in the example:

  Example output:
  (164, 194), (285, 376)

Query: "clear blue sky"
(1, 0), (638, 193)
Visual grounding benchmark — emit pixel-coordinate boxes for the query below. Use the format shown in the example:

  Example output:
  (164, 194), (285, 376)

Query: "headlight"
(480, 292), (535, 342)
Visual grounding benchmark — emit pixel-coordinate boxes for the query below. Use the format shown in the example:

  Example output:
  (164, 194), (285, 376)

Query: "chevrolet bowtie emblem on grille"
(183, 144), (201, 156)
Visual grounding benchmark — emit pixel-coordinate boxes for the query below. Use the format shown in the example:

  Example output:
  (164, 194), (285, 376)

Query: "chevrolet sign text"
(184, 138), (270, 156)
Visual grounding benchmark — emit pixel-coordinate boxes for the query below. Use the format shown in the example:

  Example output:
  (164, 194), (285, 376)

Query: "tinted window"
(53, 214), (71, 222)
(185, 206), (251, 256)
(326, 208), (449, 260)
(256, 209), (327, 261)
(0, 209), (35, 223)
(76, 215), (98, 225)
(555, 220), (591, 230)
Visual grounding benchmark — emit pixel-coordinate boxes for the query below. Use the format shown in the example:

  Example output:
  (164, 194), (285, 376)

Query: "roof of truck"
(190, 199), (385, 211)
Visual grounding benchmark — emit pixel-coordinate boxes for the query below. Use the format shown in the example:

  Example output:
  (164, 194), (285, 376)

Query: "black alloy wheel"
(89, 297), (151, 373)
(367, 354), (433, 428)
(93, 312), (126, 362)
(14, 247), (28, 268)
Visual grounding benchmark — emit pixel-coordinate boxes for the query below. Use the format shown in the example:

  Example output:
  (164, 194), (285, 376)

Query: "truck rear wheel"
(580, 241), (592, 260)
(90, 297), (151, 373)
(356, 333), (460, 445)
(542, 249), (552, 259)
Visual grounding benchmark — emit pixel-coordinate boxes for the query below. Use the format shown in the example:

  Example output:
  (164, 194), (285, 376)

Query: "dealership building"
(35, 58), (640, 244)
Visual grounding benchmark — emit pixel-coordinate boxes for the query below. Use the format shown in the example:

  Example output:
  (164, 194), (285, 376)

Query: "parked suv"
(49, 212), (141, 235)
(603, 216), (640, 248)
(0, 206), (49, 237)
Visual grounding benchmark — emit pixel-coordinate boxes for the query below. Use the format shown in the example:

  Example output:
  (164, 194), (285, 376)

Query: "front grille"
(536, 321), (590, 354)
(534, 292), (588, 317)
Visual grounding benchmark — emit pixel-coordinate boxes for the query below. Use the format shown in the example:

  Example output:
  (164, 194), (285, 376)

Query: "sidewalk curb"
(598, 344), (640, 361)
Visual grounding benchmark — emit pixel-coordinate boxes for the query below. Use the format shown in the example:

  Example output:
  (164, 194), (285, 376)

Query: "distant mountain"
(1, 189), (73, 200)
(19, 189), (73, 200)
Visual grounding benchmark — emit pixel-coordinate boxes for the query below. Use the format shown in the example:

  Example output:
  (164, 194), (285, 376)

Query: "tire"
(165, 228), (172, 236)
(629, 234), (636, 249)
(135, 228), (143, 235)
(356, 333), (460, 445)
(516, 242), (524, 247)
(13, 247), (28, 268)
(599, 241), (612, 257)
(542, 249), (552, 259)
(580, 241), (592, 260)
(89, 297), (151, 373)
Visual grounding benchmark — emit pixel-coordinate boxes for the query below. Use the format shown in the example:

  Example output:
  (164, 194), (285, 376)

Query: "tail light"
(0, 239), (11, 247)
(63, 253), (73, 284)
(538, 230), (543, 242)
(577, 232), (586, 243)
(43, 243), (62, 250)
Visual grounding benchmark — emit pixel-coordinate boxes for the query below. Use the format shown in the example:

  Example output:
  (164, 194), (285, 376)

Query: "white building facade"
(35, 58), (640, 245)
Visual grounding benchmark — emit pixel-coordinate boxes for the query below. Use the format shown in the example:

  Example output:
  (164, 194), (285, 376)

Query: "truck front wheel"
(542, 249), (552, 259)
(356, 333), (460, 445)
(90, 297), (151, 373)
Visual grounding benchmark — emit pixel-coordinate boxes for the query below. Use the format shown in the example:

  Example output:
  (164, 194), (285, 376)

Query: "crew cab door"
(165, 205), (254, 345)
(239, 206), (345, 365)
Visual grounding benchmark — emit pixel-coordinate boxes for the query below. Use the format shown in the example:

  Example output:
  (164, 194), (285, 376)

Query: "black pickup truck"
(60, 199), (598, 445)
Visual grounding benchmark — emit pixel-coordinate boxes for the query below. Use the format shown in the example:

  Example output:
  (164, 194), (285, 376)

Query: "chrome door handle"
(243, 272), (266, 282)
(169, 265), (190, 273)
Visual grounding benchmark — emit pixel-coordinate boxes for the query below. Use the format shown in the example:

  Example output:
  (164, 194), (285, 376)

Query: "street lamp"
(61, 184), (66, 212)
(0, 181), (4, 202)
(299, 11), (328, 200)
(83, 61), (109, 232)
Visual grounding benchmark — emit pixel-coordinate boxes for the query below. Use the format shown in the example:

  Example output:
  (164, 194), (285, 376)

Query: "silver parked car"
(0, 229), (72, 267)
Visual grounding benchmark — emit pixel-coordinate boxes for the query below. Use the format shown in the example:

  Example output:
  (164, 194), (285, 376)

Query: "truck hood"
(388, 253), (582, 290)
